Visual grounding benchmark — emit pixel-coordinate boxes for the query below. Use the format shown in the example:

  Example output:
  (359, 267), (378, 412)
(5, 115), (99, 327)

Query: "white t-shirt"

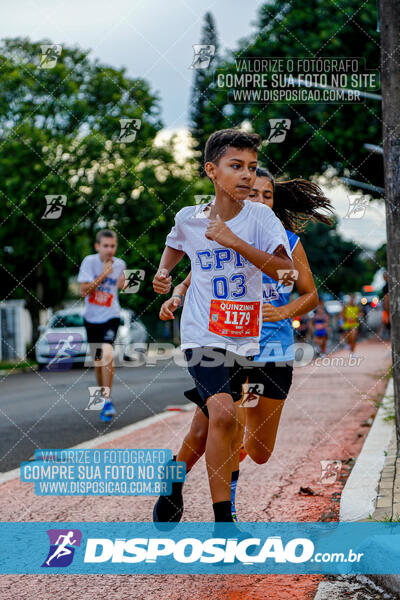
(165, 200), (291, 356)
(77, 254), (126, 323)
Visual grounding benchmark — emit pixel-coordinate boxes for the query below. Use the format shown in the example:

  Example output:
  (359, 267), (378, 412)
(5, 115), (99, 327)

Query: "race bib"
(209, 299), (260, 337)
(88, 289), (114, 307)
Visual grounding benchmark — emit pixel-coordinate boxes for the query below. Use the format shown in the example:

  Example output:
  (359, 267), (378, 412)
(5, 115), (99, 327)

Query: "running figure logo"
(263, 270), (297, 302)
(192, 195), (215, 219)
(266, 119), (291, 144)
(39, 44), (62, 69)
(116, 119), (141, 143)
(277, 268), (299, 290)
(42, 529), (82, 567)
(239, 383), (264, 408)
(344, 195), (368, 219)
(45, 333), (82, 371)
(42, 195), (67, 219)
(189, 45), (215, 69)
(86, 386), (109, 410)
(319, 460), (342, 485)
(194, 194), (215, 205)
(122, 269), (145, 293)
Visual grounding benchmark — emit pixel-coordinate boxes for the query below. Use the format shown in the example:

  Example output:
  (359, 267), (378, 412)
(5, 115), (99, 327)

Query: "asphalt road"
(0, 360), (192, 472)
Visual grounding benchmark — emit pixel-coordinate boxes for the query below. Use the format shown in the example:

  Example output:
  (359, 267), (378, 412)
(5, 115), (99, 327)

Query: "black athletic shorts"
(183, 346), (293, 418)
(84, 317), (120, 346)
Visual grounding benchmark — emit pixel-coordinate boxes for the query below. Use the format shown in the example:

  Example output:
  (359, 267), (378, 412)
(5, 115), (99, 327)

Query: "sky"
(0, 0), (386, 250)
(2, 0), (259, 127)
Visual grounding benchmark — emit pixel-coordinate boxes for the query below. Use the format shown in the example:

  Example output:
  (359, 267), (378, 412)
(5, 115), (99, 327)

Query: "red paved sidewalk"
(0, 339), (391, 600)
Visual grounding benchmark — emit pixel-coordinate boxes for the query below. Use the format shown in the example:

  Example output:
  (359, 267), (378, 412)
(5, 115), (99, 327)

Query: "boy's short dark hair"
(96, 229), (117, 243)
(204, 128), (261, 164)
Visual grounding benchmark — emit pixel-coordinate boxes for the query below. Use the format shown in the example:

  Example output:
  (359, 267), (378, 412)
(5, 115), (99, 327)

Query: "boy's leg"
(99, 318), (120, 395)
(173, 404), (244, 511)
(176, 407), (209, 472)
(154, 348), (243, 524)
(95, 342), (114, 394)
(230, 404), (246, 471)
(95, 343), (115, 421)
(153, 407), (208, 526)
(85, 319), (117, 395)
(93, 355), (103, 387)
(205, 392), (237, 505)
(98, 319), (120, 419)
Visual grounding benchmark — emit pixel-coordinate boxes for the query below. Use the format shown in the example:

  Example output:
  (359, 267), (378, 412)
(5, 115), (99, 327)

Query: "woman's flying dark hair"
(255, 167), (334, 233)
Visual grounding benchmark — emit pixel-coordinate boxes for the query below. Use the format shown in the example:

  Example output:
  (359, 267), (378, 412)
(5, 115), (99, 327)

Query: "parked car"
(360, 285), (380, 310)
(120, 308), (149, 360)
(35, 307), (148, 367)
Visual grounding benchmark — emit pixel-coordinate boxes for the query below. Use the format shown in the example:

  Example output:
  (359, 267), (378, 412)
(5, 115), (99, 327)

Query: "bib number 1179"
(225, 310), (251, 326)
(209, 299), (260, 337)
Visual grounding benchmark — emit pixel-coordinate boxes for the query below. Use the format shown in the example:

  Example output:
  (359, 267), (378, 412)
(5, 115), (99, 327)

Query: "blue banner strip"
(0, 522), (400, 574)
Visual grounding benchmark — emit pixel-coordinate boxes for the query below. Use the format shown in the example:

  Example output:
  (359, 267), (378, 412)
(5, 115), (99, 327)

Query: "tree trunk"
(379, 0), (400, 454)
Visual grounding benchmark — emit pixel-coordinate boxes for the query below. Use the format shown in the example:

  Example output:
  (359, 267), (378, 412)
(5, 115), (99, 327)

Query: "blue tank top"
(254, 230), (299, 363)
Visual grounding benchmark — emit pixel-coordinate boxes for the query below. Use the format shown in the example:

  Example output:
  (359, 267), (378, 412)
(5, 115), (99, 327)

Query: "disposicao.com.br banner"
(1, 522), (399, 575)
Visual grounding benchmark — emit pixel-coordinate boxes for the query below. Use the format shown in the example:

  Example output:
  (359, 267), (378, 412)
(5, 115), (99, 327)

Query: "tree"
(379, 0), (400, 453)
(189, 12), (219, 167)
(301, 221), (373, 296)
(0, 38), (194, 339)
(191, 1), (383, 190)
(375, 242), (387, 269)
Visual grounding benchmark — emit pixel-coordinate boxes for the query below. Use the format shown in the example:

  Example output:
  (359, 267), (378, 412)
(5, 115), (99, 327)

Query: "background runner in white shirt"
(78, 229), (126, 422)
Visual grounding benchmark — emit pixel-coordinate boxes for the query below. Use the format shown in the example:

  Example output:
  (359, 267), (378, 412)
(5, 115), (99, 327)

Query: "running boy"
(153, 168), (331, 525)
(153, 129), (293, 524)
(78, 229), (126, 422)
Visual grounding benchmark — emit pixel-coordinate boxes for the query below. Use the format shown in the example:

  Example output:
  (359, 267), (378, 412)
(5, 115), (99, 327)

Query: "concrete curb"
(314, 575), (397, 599)
(340, 378), (394, 522)
(314, 378), (399, 599)
(0, 366), (38, 375)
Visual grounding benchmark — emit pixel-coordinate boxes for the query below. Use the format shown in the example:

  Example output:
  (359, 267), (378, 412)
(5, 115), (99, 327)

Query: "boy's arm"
(153, 246), (185, 294)
(234, 239), (293, 280)
(79, 260), (113, 298)
(117, 271), (125, 290)
(158, 246), (185, 273)
(206, 215), (293, 281)
(117, 261), (127, 291)
(181, 271), (191, 287)
(160, 271), (192, 320)
(171, 271), (192, 305)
